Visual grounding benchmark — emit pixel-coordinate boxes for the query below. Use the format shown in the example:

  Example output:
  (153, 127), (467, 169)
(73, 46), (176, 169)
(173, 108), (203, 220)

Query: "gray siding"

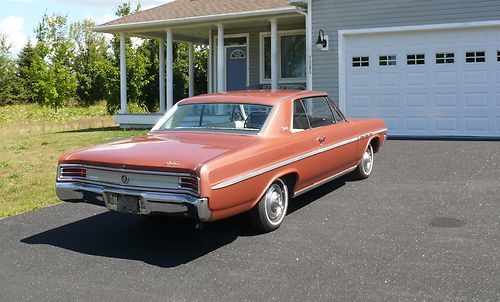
(311, 0), (500, 102)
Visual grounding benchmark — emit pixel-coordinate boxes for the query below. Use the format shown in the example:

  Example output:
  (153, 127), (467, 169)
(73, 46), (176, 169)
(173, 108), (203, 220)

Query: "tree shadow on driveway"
(20, 176), (348, 268)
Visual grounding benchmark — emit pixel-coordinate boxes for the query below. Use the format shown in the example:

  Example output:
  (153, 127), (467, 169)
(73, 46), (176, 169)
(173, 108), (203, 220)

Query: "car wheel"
(353, 143), (374, 180)
(250, 178), (288, 232)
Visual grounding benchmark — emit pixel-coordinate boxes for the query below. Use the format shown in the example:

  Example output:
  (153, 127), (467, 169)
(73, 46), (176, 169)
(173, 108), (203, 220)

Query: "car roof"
(178, 90), (329, 106)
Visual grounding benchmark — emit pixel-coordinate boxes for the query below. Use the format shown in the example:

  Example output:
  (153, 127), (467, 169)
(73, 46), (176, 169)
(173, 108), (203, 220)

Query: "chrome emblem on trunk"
(121, 175), (129, 184)
(165, 161), (179, 167)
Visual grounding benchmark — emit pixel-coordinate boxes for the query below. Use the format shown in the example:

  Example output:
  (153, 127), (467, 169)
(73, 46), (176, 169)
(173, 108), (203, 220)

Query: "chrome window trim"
(211, 128), (387, 190)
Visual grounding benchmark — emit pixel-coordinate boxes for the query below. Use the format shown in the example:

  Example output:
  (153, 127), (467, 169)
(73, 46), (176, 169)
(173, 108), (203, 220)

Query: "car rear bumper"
(56, 182), (211, 221)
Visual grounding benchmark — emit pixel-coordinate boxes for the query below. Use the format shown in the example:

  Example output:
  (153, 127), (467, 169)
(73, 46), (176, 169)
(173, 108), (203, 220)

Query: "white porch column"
(166, 28), (174, 110)
(270, 18), (279, 90)
(119, 33), (128, 113)
(159, 38), (166, 112)
(188, 42), (194, 97)
(217, 24), (225, 92)
(208, 29), (213, 93)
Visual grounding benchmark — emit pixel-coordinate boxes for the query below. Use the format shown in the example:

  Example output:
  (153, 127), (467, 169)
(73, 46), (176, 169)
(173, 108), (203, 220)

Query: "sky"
(0, 0), (171, 54)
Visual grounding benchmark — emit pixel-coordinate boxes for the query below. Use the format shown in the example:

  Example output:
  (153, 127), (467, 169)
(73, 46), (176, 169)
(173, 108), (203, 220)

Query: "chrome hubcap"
(362, 145), (374, 175)
(265, 183), (286, 223)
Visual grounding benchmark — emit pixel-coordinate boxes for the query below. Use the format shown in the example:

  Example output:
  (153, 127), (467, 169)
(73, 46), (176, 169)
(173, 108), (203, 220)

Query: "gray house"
(95, 0), (500, 138)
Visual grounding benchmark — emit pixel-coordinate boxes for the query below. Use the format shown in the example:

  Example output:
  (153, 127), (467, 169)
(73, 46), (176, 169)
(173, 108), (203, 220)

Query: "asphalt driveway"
(0, 140), (499, 301)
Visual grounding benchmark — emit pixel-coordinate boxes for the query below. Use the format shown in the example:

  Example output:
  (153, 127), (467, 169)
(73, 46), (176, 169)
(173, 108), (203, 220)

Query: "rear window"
(157, 103), (273, 134)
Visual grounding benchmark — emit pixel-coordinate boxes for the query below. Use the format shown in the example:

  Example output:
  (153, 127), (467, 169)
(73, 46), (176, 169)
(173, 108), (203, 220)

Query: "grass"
(0, 103), (148, 218)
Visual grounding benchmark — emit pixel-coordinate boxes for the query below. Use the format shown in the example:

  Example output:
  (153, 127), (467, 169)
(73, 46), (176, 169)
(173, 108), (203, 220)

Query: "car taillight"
(179, 176), (199, 193)
(59, 166), (86, 179)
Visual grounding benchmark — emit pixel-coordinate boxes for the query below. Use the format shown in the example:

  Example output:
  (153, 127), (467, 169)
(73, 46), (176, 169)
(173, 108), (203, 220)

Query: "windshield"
(156, 103), (273, 134)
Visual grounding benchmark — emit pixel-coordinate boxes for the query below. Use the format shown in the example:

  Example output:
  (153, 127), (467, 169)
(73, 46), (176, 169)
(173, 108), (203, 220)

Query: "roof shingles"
(102, 0), (292, 27)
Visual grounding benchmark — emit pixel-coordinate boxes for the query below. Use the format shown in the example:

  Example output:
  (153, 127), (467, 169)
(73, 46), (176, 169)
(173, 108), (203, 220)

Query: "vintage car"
(56, 90), (387, 232)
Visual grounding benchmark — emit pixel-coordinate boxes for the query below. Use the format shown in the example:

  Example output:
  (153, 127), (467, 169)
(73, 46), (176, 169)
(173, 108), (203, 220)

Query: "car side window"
(301, 97), (336, 128)
(327, 99), (345, 123)
(293, 99), (310, 131)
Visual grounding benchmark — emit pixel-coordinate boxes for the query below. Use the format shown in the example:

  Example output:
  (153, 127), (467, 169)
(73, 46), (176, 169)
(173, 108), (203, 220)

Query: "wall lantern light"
(315, 29), (328, 51)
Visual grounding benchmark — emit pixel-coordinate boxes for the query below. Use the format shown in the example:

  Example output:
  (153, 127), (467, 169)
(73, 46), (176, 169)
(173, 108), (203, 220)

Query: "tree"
(30, 14), (77, 110)
(107, 2), (151, 113)
(17, 41), (36, 102)
(0, 34), (20, 105)
(70, 19), (114, 106)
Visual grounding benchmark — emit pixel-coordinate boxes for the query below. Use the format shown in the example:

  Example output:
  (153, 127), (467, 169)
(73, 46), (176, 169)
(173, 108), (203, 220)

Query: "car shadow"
(21, 176), (349, 268)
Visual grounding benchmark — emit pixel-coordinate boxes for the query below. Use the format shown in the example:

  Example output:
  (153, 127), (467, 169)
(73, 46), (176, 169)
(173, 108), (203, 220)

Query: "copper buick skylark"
(56, 90), (387, 232)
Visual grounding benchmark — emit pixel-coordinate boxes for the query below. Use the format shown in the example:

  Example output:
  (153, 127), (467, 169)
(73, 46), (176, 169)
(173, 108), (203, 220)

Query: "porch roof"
(94, 0), (297, 33)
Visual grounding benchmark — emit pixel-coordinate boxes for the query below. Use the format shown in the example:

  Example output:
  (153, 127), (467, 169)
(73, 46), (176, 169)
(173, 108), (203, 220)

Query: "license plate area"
(105, 192), (140, 214)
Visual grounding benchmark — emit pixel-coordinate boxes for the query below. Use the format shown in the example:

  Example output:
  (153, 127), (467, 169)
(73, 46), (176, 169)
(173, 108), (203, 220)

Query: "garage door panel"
(406, 94), (428, 108)
(435, 117), (459, 132)
(350, 94), (372, 108)
(404, 72), (428, 87)
(381, 117), (400, 132)
(344, 26), (500, 137)
(435, 93), (459, 108)
(377, 73), (398, 87)
(378, 94), (399, 108)
(435, 71), (459, 86)
(464, 117), (489, 132)
(464, 93), (489, 107)
(406, 117), (429, 131)
(464, 70), (488, 86)
(349, 74), (372, 88)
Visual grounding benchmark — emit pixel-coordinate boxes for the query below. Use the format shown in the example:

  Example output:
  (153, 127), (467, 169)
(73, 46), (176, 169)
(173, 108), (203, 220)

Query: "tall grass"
(0, 103), (148, 218)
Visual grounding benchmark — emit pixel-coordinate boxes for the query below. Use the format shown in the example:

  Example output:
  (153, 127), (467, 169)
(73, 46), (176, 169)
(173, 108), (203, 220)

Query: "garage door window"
(407, 54), (425, 65)
(436, 53), (454, 64)
(353, 57), (369, 67)
(466, 51), (485, 63)
(379, 55), (396, 66)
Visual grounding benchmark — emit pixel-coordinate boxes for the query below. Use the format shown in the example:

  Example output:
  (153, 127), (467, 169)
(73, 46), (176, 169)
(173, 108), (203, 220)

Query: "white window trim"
(352, 56), (370, 67)
(259, 29), (306, 84)
(465, 50), (486, 63)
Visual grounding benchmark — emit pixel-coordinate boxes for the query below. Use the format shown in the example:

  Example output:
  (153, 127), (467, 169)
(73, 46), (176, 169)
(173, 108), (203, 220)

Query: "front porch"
(95, 1), (311, 128)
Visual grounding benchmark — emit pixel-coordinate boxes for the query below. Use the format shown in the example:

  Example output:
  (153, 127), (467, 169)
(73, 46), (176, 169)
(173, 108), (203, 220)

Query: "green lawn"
(0, 103), (147, 218)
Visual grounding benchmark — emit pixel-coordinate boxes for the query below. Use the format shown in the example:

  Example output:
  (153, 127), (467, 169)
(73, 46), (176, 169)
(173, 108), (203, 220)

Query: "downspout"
(294, 0), (312, 90)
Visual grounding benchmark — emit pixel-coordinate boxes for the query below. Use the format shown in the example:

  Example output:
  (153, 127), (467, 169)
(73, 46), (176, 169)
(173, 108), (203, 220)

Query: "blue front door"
(226, 46), (247, 91)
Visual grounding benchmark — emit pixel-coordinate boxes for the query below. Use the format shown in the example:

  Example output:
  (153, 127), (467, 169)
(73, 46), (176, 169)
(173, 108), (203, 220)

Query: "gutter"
(290, 0), (312, 90)
(93, 7), (298, 33)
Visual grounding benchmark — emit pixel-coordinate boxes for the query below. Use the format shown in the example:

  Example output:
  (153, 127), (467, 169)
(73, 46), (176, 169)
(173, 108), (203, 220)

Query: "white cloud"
(86, 13), (117, 25)
(0, 16), (28, 54)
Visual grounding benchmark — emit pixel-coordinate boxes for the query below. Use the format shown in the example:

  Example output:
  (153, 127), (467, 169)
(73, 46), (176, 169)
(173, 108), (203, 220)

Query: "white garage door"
(344, 25), (500, 137)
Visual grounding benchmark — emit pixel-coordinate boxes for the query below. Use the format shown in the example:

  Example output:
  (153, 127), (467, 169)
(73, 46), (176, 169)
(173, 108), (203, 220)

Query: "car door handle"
(317, 136), (326, 143)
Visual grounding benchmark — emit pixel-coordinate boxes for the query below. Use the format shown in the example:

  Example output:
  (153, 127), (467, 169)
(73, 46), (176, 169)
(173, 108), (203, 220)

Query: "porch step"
(114, 113), (165, 129)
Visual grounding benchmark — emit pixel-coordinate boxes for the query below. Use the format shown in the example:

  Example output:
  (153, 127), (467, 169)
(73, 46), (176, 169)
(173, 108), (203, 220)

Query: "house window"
(352, 57), (369, 67)
(407, 54), (425, 65)
(436, 53), (454, 64)
(379, 55), (396, 66)
(466, 51), (485, 63)
(497, 51), (499, 62)
(261, 31), (306, 83)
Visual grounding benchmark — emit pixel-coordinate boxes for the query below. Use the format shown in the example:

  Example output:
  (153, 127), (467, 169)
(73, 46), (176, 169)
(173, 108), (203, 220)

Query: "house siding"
(311, 0), (500, 102)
